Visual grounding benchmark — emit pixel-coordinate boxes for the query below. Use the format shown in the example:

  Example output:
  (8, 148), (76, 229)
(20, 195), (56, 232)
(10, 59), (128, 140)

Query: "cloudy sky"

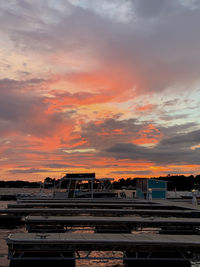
(0, 0), (200, 181)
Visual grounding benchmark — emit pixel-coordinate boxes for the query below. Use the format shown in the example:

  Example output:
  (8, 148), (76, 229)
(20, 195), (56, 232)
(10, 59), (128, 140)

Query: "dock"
(25, 215), (200, 226)
(2, 208), (200, 217)
(7, 202), (191, 210)
(6, 196), (200, 266)
(25, 215), (200, 233)
(7, 233), (200, 260)
(17, 198), (150, 203)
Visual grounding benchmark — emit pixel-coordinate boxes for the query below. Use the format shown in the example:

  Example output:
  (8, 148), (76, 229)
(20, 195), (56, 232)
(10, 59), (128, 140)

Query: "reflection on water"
(76, 251), (123, 267)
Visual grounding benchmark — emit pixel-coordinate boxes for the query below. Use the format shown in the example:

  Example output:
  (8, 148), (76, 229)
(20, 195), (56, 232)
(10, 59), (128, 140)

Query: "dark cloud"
(163, 99), (180, 107)
(0, 78), (43, 91)
(158, 122), (197, 138)
(105, 129), (200, 164)
(111, 170), (152, 175)
(44, 164), (72, 168)
(17, 71), (31, 76)
(80, 116), (197, 146)
(159, 114), (188, 121)
(80, 118), (143, 149)
(0, 78), (44, 124)
(9, 168), (47, 174)
(0, 1), (200, 176)
(77, 117), (200, 166)
(1, 1), (200, 95)
(160, 129), (200, 147)
(133, 0), (178, 18)
(0, 78), (75, 137)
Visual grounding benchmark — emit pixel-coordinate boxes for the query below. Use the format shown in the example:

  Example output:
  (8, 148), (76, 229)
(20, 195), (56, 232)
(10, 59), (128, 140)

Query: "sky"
(0, 0), (200, 181)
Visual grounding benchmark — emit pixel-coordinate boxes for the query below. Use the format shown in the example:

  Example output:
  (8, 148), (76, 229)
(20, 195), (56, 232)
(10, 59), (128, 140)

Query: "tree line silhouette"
(112, 175), (200, 191)
(0, 174), (200, 191)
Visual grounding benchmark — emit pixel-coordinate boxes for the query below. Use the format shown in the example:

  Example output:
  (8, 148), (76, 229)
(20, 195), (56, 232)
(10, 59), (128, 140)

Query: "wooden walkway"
(155, 199), (200, 211)
(6, 198), (200, 264)
(25, 215), (200, 227)
(7, 233), (200, 260)
(18, 199), (147, 204)
(25, 215), (200, 233)
(7, 202), (189, 210)
(1, 208), (200, 217)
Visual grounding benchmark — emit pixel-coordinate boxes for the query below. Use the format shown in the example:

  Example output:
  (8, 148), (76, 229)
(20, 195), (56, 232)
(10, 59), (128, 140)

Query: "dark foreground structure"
(7, 232), (197, 267)
(5, 173), (200, 267)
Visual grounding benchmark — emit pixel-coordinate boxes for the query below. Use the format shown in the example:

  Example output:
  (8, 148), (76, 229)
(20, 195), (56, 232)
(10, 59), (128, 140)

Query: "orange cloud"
(44, 92), (112, 114)
(69, 139), (87, 148)
(98, 128), (124, 137)
(136, 104), (156, 112)
(132, 124), (163, 145)
(42, 66), (140, 114)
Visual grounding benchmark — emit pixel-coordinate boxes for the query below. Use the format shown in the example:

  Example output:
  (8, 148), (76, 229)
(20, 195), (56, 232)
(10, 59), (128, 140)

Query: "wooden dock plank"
(8, 203), (170, 209)
(25, 215), (200, 225)
(155, 199), (200, 211)
(1, 208), (200, 217)
(7, 233), (200, 261)
(7, 232), (200, 245)
(18, 199), (149, 204)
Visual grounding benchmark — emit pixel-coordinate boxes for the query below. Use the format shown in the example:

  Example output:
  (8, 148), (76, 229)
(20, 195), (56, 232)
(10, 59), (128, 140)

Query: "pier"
(6, 196), (200, 266)
(9, 202), (177, 209)
(25, 215), (200, 233)
(17, 198), (153, 203)
(7, 233), (200, 261)
(2, 208), (200, 217)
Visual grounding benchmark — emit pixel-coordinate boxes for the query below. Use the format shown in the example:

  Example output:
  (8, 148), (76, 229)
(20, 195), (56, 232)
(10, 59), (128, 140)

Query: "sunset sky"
(0, 0), (200, 181)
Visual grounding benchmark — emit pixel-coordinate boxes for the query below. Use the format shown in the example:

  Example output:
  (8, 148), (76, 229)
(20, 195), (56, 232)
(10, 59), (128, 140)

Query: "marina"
(4, 196), (200, 267)
(7, 232), (200, 267)
(1, 1), (200, 265)
(3, 175), (200, 266)
(8, 232), (200, 258)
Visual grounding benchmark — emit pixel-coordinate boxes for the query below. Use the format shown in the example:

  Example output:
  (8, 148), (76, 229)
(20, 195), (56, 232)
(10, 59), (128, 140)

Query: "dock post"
(148, 188), (152, 201)
(192, 189), (198, 206)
